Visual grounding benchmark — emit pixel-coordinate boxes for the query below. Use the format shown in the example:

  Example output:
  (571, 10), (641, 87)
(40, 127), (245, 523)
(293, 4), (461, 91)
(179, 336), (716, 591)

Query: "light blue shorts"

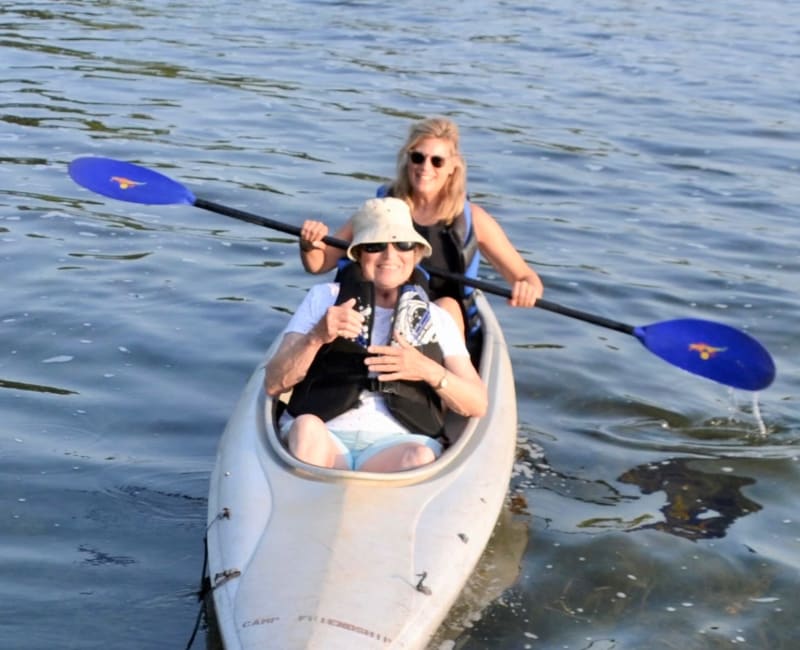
(329, 429), (443, 471)
(279, 416), (443, 471)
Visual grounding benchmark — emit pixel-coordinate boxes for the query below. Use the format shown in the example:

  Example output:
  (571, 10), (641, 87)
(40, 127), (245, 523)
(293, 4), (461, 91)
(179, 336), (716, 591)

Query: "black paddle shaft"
(194, 197), (636, 336)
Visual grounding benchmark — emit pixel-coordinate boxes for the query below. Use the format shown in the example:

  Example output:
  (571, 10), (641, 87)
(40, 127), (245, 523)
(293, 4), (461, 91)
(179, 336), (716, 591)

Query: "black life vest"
(286, 265), (447, 439)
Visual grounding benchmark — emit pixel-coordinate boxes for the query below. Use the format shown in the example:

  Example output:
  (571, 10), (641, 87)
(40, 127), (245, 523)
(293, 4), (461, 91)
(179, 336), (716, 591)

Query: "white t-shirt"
(281, 282), (468, 434)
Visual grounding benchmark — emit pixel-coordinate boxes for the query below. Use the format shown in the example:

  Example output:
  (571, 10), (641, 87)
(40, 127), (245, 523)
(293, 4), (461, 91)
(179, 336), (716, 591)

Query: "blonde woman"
(299, 116), (543, 340)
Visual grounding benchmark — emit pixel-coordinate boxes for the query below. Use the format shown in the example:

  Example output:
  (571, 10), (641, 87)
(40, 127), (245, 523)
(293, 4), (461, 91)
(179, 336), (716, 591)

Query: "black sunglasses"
(359, 241), (418, 254)
(409, 151), (447, 168)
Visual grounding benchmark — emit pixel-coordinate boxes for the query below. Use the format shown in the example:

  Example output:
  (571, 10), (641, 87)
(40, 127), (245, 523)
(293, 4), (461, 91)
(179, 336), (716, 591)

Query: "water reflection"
(617, 458), (762, 540)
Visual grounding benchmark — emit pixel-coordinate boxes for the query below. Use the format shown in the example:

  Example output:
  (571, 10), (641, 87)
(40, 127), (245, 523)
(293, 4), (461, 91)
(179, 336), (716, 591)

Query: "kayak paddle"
(67, 156), (776, 391)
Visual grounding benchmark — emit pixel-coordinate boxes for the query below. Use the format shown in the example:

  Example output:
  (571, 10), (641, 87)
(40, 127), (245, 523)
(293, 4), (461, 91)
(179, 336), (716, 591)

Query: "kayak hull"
(206, 292), (517, 649)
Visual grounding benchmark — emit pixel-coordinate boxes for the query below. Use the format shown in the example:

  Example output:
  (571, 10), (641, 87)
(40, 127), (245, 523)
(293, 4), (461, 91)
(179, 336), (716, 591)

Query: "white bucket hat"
(346, 197), (432, 261)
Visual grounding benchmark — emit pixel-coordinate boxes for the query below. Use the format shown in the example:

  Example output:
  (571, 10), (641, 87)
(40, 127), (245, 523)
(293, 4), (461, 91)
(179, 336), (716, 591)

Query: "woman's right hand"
(311, 298), (363, 343)
(299, 219), (329, 252)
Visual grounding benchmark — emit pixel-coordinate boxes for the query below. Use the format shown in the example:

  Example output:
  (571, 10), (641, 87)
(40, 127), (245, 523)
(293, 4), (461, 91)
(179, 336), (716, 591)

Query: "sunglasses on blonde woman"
(359, 241), (417, 254)
(409, 151), (447, 168)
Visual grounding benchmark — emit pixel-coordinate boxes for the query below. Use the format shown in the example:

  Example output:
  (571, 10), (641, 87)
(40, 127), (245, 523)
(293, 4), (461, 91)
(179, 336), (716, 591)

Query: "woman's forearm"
(299, 220), (351, 274)
(264, 331), (325, 395)
(425, 358), (487, 418)
(299, 242), (332, 273)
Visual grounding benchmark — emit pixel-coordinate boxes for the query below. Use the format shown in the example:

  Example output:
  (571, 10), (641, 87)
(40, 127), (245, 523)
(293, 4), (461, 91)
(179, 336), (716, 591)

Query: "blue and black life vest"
(376, 185), (481, 340)
(286, 264), (447, 439)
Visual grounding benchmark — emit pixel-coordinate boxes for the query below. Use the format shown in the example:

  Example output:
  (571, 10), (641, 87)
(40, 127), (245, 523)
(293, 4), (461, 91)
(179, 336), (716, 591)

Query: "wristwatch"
(434, 370), (449, 391)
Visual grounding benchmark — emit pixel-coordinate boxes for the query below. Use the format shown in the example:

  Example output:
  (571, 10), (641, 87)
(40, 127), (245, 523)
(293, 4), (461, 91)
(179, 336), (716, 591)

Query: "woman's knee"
(288, 415), (327, 454)
(361, 442), (437, 472)
(404, 444), (436, 468)
(288, 415), (350, 469)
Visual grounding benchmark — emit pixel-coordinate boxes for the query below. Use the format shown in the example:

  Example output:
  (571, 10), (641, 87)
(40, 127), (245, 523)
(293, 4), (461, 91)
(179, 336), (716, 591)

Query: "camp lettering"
(241, 616), (279, 628)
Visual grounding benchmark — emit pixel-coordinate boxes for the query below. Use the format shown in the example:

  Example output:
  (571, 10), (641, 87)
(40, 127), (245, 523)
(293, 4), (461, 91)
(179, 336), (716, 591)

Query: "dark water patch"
(98, 473), (208, 525)
(616, 458), (763, 541)
(78, 545), (136, 567)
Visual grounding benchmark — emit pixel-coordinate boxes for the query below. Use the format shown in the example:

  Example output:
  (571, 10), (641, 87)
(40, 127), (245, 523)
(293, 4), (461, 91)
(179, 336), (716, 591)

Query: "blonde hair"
(389, 116), (467, 225)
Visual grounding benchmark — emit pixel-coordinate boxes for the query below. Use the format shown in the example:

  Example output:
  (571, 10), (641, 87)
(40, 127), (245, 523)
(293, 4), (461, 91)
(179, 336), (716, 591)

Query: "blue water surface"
(1, 1), (798, 648)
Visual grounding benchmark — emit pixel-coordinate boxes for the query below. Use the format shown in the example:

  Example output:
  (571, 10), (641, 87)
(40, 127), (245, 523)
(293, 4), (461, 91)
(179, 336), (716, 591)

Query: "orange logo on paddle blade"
(689, 343), (726, 360)
(110, 176), (145, 190)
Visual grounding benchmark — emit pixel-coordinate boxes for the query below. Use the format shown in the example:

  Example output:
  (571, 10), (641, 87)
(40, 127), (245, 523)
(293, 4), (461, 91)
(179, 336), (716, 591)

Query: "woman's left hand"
(365, 333), (431, 382)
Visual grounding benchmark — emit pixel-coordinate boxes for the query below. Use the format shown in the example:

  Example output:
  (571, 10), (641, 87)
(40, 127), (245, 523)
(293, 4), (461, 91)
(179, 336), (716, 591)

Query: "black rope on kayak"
(184, 593), (206, 649)
(185, 508), (235, 648)
(196, 539), (211, 602)
(184, 535), (211, 649)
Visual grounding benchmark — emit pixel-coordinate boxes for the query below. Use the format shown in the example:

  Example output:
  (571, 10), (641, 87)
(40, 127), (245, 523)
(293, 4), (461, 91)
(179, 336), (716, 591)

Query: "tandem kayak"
(205, 291), (518, 649)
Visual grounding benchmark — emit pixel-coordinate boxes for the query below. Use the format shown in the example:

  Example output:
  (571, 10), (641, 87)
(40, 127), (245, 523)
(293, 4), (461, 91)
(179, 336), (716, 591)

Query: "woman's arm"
(471, 203), (544, 307)
(264, 331), (325, 396)
(434, 354), (488, 417)
(299, 219), (353, 274)
(264, 297), (363, 396)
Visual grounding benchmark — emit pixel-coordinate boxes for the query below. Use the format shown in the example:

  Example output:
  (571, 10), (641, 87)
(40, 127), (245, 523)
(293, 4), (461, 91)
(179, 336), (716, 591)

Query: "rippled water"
(2, 1), (798, 648)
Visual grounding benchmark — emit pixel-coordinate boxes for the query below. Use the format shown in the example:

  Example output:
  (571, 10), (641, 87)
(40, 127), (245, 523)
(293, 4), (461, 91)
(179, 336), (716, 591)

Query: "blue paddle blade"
(634, 318), (775, 391)
(68, 157), (196, 205)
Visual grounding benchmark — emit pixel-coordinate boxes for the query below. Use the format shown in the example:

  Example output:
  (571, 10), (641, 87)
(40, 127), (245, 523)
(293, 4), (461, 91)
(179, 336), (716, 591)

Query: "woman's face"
(358, 242), (422, 291)
(406, 137), (455, 197)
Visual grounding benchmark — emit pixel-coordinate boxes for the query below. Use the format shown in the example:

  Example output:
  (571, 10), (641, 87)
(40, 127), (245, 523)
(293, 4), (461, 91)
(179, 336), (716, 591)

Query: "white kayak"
(205, 291), (517, 650)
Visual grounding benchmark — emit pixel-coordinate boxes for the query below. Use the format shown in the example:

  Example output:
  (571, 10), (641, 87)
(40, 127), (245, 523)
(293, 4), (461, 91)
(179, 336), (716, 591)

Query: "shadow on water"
(596, 457), (762, 541)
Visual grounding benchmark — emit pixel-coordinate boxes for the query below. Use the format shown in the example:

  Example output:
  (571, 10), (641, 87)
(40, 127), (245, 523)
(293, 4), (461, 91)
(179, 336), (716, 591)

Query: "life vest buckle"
(365, 377), (383, 392)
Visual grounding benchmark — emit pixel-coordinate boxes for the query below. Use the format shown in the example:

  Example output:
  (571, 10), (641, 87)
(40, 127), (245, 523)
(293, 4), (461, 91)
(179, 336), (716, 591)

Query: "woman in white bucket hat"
(265, 197), (487, 472)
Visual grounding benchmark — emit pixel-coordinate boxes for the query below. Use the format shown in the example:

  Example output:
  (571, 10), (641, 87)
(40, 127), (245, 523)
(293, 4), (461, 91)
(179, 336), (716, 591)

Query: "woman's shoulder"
(284, 282), (339, 334)
(302, 282), (340, 307)
(310, 281), (340, 297)
(468, 201), (491, 222)
(469, 202), (507, 241)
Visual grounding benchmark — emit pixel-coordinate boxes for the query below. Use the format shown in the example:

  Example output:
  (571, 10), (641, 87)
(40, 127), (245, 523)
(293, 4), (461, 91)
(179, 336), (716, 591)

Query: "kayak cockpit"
(260, 295), (505, 484)
(264, 391), (477, 484)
